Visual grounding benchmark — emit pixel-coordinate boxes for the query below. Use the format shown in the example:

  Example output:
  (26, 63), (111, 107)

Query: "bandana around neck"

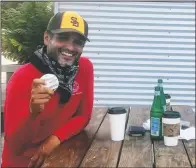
(30, 46), (79, 104)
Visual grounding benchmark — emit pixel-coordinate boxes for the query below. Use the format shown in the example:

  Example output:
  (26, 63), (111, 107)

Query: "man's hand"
(30, 79), (54, 118)
(28, 135), (61, 168)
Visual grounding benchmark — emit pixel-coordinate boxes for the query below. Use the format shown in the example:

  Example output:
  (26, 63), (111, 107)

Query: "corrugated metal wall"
(55, 2), (195, 111)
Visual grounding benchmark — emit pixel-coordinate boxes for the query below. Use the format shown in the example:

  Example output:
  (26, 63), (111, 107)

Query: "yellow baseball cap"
(47, 11), (90, 42)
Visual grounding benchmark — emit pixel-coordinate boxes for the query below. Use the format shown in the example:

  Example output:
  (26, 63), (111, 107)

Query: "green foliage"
(1, 2), (54, 64)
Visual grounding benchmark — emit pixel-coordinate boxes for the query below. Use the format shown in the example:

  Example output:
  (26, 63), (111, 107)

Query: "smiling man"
(1, 11), (94, 167)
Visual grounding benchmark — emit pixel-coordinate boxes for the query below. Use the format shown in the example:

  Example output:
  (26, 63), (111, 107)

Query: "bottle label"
(166, 99), (170, 104)
(166, 100), (171, 111)
(151, 117), (160, 136)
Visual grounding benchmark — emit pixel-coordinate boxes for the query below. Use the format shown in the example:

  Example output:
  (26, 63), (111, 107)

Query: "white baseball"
(40, 74), (59, 91)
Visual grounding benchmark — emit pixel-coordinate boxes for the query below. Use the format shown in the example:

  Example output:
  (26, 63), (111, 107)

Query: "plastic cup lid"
(163, 111), (181, 118)
(108, 107), (126, 114)
(40, 74), (59, 91)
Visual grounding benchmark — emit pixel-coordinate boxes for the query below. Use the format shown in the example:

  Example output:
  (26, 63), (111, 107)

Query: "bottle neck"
(151, 90), (163, 112)
(154, 90), (160, 96)
(158, 83), (163, 88)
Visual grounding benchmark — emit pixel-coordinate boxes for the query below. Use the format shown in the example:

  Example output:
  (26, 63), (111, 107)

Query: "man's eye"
(74, 40), (85, 46)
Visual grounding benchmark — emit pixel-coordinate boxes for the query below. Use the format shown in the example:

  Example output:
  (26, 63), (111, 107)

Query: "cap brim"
(50, 28), (90, 42)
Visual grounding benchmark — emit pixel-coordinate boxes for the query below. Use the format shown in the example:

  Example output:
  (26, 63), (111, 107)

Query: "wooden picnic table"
(42, 105), (195, 168)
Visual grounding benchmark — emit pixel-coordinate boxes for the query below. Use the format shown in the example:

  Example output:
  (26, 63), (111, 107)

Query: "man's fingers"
(34, 155), (45, 168)
(31, 99), (50, 104)
(28, 153), (39, 168)
(32, 79), (45, 87)
(44, 87), (54, 95)
(31, 94), (51, 100)
(32, 86), (54, 95)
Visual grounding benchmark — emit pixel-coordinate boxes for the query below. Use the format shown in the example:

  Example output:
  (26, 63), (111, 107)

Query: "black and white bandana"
(30, 46), (79, 104)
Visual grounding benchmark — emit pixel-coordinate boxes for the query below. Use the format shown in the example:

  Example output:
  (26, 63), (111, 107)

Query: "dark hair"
(46, 30), (54, 38)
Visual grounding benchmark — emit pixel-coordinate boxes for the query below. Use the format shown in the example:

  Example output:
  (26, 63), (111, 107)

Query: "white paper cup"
(108, 107), (127, 141)
(162, 111), (181, 146)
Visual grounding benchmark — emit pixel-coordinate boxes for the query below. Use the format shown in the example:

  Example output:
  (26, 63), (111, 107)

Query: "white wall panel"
(55, 2), (195, 111)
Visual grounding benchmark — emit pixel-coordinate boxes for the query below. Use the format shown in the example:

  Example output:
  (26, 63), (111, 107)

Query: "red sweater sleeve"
(4, 68), (38, 154)
(52, 58), (94, 142)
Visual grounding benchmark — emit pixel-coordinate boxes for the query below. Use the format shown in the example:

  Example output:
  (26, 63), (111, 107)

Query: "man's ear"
(44, 31), (50, 45)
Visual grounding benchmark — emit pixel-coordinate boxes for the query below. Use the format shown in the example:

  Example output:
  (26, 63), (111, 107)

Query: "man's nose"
(64, 40), (74, 51)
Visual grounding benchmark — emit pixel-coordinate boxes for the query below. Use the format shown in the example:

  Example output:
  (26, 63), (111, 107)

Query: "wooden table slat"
(154, 140), (191, 168)
(154, 105), (194, 168)
(42, 107), (108, 167)
(183, 140), (195, 168)
(173, 106), (196, 168)
(174, 105), (195, 168)
(119, 106), (154, 167)
(80, 112), (126, 167)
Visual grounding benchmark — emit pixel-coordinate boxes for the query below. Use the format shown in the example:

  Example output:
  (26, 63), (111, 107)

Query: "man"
(1, 11), (94, 167)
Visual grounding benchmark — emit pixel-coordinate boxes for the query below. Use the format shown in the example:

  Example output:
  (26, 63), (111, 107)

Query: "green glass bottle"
(158, 79), (166, 112)
(150, 86), (164, 140)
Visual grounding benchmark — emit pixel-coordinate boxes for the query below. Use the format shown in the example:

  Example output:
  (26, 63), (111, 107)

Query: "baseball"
(40, 74), (59, 91)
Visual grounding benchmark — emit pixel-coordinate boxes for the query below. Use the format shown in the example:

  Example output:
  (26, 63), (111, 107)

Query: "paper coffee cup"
(162, 111), (181, 146)
(108, 107), (127, 141)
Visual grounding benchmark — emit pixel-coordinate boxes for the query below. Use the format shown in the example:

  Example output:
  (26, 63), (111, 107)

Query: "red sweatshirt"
(1, 56), (94, 167)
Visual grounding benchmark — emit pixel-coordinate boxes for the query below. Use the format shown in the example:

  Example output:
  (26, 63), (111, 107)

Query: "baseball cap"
(47, 11), (90, 42)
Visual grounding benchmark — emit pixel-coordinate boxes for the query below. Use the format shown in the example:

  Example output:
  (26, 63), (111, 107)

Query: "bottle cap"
(164, 94), (171, 99)
(158, 79), (163, 83)
(40, 74), (59, 91)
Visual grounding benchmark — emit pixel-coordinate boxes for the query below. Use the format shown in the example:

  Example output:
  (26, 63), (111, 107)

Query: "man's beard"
(47, 47), (80, 67)
(57, 54), (74, 67)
